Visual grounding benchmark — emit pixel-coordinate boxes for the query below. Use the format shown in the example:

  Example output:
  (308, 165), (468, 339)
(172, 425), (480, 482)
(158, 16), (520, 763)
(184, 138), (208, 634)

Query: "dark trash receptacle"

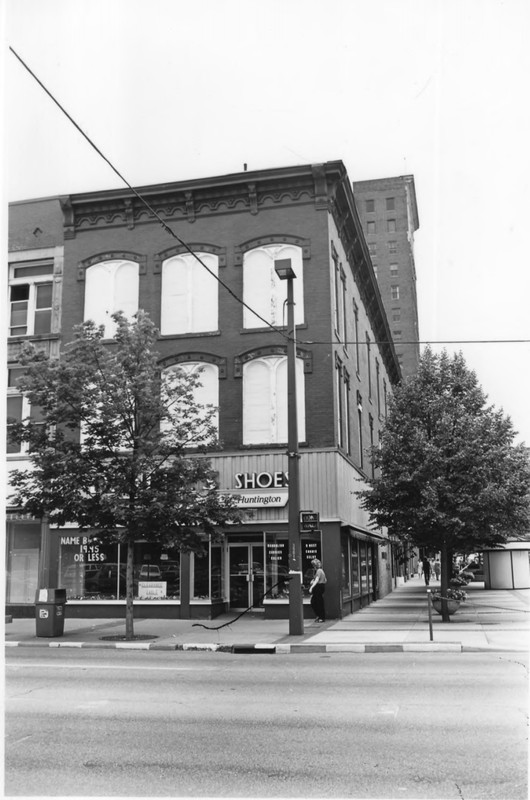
(35, 589), (67, 637)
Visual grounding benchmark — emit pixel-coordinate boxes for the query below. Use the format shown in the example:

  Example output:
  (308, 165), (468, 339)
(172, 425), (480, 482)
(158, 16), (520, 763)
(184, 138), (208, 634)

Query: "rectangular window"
(365, 199), (375, 213)
(265, 532), (321, 600)
(357, 391), (364, 470)
(366, 334), (372, 400)
(387, 219), (396, 233)
(6, 395), (23, 454)
(336, 357), (343, 448)
(392, 309), (401, 322)
(393, 330), (402, 340)
(6, 523), (41, 604)
(9, 260), (54, 337)
(341, 535), (351, 597)
(344, 370), (351, 455)
(332, 247), (340, 334)
(388, 241), (397, 254)
(386, 197), (395, 211)
(360, 542), (369, 594)
(58, 536), (181, 600)
(367, 221), (376, 235)
(369, 414), (375, 478)
(390, 264), (398, 276)
(391, 285), (400, 300)
(351, 543), (360, 596)
(353, 301), (360, 374)
(368, 243), (377, 256)
(376, 359), (381, 417)
(341, 271), (347, 345)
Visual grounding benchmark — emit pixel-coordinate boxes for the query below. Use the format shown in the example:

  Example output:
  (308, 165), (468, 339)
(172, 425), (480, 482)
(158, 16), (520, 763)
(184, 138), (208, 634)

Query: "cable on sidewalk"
(192, 576), (296, 631)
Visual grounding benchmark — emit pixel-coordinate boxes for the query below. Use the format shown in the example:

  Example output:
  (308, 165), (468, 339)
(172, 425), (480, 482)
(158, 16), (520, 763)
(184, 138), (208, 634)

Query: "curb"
(5, 640), (528, 654)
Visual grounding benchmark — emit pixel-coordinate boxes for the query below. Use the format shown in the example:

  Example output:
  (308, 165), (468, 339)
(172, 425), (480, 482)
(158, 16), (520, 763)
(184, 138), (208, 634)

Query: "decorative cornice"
(61, 162), (346, 236)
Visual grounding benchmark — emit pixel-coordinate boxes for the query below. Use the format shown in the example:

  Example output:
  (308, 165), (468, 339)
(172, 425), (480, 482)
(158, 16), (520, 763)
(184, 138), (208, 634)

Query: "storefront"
(5, 450), (393, 619)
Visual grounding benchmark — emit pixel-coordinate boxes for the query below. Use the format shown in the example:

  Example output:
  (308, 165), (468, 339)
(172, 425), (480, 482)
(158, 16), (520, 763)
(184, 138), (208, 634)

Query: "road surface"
(5, 648), (528, 798)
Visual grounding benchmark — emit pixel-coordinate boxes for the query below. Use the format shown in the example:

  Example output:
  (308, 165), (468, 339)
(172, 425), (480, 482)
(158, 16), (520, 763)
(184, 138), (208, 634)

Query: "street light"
(274, 258), (304, 635)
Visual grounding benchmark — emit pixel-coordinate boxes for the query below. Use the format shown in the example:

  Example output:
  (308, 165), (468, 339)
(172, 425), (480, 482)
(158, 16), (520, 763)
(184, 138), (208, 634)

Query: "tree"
(358, 348), (530, 621)
(8, 311), (240, 638)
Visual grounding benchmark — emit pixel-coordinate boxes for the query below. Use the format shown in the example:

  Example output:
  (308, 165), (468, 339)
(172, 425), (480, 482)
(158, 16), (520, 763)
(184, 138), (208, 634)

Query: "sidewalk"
(5, 576), (530, 654)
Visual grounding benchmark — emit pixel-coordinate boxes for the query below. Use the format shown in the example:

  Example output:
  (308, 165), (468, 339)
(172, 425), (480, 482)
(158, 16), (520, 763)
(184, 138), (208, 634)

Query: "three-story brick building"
(7, 161), (404, 620)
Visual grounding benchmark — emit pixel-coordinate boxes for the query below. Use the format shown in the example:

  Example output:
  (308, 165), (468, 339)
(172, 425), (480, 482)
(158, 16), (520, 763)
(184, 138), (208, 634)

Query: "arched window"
(243, 244), (304, 329)
(243, 356), (305, 444)
(161, 253), (218, 335)
(84, 260), (139, 338)
(161, 361), (219, 443)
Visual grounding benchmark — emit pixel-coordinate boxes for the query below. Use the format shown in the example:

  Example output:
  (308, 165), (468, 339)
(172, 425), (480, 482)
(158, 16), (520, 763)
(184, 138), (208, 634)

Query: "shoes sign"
(299, 511), (320, 532)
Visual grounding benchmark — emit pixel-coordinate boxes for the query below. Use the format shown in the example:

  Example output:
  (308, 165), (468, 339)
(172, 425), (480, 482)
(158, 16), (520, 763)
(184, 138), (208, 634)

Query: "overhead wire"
(9, 46), (293, 344)
(9, 47), (529, 352)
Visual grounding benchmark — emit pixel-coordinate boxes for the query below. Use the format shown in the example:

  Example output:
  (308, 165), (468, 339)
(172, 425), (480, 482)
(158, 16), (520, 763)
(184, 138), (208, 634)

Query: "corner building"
(7, 161), (403, 620)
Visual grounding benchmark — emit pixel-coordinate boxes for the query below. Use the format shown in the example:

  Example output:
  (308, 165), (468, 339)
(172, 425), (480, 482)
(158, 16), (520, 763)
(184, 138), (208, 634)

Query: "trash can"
(35, 588), (67, 637)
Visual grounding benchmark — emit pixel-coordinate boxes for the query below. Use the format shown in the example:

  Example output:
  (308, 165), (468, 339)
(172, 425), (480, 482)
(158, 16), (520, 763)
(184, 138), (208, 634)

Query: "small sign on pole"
(299, 511), (320, 532)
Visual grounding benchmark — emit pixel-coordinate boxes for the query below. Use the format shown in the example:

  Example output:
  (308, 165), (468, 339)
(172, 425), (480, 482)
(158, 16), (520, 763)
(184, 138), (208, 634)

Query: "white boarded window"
(162, 362), (219, 441)
(161, 253), (218, 335)
(84, 260), (139, 338)
(243, 356), (305, 444)
(243, 245), (304, 329)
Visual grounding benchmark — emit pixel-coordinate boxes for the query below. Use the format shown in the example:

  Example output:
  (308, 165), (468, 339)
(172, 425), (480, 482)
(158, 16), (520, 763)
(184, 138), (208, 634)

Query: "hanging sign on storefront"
(231, 471), (289, 508)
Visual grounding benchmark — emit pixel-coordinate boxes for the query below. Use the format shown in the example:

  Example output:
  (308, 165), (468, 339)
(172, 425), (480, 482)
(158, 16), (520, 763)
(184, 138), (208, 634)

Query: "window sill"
(158, 331), (221, 340)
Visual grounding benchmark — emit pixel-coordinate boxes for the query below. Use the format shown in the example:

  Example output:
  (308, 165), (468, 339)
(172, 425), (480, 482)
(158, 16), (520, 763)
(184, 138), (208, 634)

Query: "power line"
(9, 46), (293, 344)
(10, 48), (530, 356)
(300, 339), (530, 346)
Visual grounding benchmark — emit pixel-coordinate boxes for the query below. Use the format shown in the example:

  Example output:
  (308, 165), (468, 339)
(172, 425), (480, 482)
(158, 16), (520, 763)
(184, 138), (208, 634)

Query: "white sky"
(3, 0), (530, 444)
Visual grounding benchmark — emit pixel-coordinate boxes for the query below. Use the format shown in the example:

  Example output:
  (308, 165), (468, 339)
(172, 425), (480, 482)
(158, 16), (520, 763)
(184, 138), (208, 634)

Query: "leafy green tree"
(8, 312), (240, 638)
(359, 348), (530, 621)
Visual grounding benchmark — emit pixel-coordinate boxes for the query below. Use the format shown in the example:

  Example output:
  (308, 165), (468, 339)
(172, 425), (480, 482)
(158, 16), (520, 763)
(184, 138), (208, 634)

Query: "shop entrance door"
(228, 544), (265, 611)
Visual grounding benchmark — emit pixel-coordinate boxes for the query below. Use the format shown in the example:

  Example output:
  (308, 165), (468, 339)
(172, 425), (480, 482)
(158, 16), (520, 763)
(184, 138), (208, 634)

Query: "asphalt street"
(5, 648), (528, 799)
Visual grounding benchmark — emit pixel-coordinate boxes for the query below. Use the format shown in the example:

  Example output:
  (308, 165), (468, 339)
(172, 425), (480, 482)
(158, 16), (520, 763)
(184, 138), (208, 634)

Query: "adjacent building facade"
(7, 161), (407, 620)
(353, 176), (420, 379)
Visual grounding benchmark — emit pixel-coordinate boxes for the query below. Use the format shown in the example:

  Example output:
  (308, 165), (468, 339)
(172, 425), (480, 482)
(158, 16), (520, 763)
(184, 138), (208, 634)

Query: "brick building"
(353, 176), (420, 379)
(7, 161), (405, 621)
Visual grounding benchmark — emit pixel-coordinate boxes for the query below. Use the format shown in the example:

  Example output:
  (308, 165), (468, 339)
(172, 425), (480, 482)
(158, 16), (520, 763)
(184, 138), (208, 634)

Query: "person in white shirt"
(309, 559), (327, 622)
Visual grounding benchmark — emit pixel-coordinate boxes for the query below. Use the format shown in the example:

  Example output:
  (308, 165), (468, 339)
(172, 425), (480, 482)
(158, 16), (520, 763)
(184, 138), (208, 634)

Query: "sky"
(3, 0), (530, 444)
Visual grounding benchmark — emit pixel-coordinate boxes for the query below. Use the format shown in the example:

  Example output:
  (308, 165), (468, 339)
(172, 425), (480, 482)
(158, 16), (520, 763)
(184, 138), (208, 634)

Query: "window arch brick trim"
(234, 235), (311, 265)
(234, 345), (312, 377)
(153, 244), (226, 273)
(77, 252), (147, 281)
(158, 352), (227, 379)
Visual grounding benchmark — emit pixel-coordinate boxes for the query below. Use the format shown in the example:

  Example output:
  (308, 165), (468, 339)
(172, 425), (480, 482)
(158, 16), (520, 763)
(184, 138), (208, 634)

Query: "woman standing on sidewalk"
(309, 559), (327, 622)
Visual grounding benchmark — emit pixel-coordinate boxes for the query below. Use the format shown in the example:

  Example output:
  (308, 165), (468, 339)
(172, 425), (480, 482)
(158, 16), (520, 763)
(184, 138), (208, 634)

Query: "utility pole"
(274, 259), (304, 635)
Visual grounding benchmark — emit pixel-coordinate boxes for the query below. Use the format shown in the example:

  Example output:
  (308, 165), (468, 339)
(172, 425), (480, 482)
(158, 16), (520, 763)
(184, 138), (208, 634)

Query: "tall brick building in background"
(7, 161), (419, 622)
(353, 176), (420, 379)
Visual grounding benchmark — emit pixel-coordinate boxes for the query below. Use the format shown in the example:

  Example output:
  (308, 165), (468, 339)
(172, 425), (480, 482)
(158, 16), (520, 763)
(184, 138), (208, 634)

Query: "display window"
(360, 542), (369, 594)
(6, 523), (41, 603)
(351, 542), (360, 595)
(264, 532), (321, 600)
(341, 534), (351, 596)
(191, 541), (225, 601)
(58, 533), (181, 600)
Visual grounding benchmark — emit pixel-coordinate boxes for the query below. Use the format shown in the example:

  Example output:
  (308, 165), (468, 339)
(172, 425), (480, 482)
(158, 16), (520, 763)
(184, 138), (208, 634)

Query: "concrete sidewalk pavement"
(5, 576), (530, 653)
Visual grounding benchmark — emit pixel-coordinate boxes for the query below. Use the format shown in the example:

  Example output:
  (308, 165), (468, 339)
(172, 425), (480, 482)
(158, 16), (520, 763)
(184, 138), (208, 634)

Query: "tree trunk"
(125, 539), (135, 639)
(440, 540), (450, 623)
